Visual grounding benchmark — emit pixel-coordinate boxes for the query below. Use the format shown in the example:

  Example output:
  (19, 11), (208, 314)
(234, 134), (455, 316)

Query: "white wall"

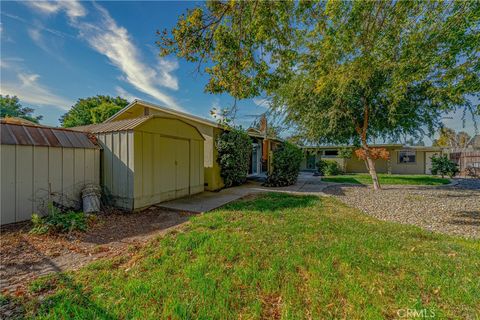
(0, 144), (100, 225)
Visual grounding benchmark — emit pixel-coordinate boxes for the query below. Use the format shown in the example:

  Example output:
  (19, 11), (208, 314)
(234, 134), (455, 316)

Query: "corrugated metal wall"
(0, 145), (100, 225)
(96, 131), (135, 209)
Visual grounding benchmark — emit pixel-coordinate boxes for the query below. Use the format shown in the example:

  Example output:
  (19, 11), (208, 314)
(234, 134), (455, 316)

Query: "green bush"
(30, 206), (88, 234)
(264, 142), (303, 187)
(430, 155), (458, 178)
(317, 159), (342, 176)
(217, 128), (252, 187)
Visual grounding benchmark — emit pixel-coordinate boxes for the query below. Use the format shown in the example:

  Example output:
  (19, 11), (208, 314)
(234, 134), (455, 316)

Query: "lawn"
(21, 193), (479, 319)
(321, 174), (451, 185)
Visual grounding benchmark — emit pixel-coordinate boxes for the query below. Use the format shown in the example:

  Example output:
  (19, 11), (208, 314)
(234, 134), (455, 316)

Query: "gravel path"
(323, 179), (480, 239)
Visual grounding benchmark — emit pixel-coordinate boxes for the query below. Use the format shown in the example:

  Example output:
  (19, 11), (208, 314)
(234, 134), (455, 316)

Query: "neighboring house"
(301, 144), (443, 175)
(246, 127), (283, 176)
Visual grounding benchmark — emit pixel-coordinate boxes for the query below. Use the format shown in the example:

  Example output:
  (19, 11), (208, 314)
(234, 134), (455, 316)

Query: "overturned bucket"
(82, 184), (101, 213)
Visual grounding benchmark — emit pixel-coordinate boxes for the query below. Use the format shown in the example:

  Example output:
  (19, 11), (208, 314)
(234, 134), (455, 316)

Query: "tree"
(433, 127), (472, 148)
(60, 95), (129, 127)
(159, 1), (480, 190)
(0, 95), (43, 123)
(430, 155), (459, 178)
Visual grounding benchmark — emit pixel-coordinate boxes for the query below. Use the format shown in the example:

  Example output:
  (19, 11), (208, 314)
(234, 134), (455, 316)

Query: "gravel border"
(323, 179), (480, 239)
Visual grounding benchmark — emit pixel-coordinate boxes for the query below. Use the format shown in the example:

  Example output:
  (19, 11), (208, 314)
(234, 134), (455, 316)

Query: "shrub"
(338, 147), (353, 159)
(30, 206), (88, 234)
(217, 128), (252, 187)
(430, 155), (458, 178)
(264, 142), (303, 187)
(317, 159), (342, 176)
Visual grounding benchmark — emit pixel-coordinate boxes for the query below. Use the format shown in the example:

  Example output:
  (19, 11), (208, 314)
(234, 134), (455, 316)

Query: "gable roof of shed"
(70, 115), (205, 140)
(105, 99), (222, 128)
(70, 116), (152, 133)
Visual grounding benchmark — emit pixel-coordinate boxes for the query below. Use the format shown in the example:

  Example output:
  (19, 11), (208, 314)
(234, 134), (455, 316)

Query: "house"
(301, 144), (443, 175)
(246, 127), (282, 176)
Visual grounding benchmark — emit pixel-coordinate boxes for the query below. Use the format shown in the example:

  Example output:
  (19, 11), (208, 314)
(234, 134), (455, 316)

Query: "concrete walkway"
(158, 173), (332, 213)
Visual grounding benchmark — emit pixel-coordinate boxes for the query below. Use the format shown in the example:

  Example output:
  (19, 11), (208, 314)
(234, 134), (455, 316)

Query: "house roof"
(0, 120), (99, 149)
(105, 99), (222, 129)
(301, 144), (442, 151)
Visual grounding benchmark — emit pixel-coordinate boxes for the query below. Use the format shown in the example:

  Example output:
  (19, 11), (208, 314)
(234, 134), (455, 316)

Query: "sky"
(0, 1), (478, 144)
(0, 0), (267, 128)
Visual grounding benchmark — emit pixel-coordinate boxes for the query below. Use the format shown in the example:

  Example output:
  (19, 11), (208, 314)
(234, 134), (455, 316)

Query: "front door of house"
(252, 143), (261, 175)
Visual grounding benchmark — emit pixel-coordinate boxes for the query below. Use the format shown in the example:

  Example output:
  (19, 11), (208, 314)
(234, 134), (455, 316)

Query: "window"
(398, 150), (416, 164)
(324, 150), (338, 157)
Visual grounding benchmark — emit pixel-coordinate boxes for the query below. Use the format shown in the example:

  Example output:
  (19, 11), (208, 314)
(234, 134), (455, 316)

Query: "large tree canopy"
(60, 95), (129, 128)
(0, 95), (43, 123)
(160, 0), (479, 189)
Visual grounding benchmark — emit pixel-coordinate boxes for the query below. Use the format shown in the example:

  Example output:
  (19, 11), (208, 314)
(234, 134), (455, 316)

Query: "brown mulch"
(0, 206), (194, 295)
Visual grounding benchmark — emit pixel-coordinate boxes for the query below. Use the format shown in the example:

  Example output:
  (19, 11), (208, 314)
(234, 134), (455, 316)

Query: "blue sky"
(0, 1), (267, 128)
(0, 1), (478, 143)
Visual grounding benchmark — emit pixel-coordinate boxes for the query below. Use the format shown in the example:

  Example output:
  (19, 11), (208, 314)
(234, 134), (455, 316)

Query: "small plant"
(217, 128), (252, 187)
(264, 142), (303, 187)
(30, 205), (88, 234)
(430, 155), (458, 178)
(317, 159), (342, 176)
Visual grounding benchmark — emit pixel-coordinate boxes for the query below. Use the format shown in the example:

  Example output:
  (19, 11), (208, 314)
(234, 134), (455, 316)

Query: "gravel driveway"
(323, 179), (480, 239)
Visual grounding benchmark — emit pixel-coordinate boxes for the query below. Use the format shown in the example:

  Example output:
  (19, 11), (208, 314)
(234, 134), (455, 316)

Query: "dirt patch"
(0, 206), (194, 295)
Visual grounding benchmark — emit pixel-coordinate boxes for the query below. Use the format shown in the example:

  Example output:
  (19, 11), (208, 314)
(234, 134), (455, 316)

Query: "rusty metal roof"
(69, 116), (153, 133)
(1, 121), (99, 149)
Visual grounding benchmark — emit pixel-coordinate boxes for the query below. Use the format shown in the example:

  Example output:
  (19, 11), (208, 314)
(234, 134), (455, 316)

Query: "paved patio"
(158, 172), (331, 213)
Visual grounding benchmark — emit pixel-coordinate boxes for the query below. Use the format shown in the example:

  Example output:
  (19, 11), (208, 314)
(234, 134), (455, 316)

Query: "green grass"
(24, 193), (479, 319)
(321, 174), (451, 185)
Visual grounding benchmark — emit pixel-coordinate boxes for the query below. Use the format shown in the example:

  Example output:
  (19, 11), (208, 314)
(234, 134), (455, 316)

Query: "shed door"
(175, 139), (190, 198)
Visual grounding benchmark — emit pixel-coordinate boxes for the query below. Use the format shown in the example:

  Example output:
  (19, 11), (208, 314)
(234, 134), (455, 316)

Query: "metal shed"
(0, 121), (100, 225)
(72, 116), (205, 210)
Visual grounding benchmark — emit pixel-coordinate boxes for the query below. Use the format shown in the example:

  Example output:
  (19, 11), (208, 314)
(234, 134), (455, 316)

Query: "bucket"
(82, 184), (101, 213)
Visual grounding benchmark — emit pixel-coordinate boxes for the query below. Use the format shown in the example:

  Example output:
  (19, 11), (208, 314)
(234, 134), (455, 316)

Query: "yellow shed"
(104, 100), (225, 191)
(72, 116), (204, 211)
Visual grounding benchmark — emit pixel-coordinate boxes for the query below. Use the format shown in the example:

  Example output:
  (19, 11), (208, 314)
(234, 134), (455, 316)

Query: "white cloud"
(253, 97), (271, 108)
(115, 86), (139, 102)
(25, 1), (86, 20)
(1, 72), (72, 110)
(23, 0), (182, 110)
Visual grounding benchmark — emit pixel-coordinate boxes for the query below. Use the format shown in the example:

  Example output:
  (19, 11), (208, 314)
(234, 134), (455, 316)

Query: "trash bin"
(82, 184), (101, 213)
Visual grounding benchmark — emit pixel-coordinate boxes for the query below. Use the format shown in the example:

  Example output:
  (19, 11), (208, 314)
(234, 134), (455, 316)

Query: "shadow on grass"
(221, 192), (319, 212)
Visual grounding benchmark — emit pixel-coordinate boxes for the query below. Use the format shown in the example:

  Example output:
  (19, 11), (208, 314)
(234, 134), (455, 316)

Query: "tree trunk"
(366, 155), (381, 190)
